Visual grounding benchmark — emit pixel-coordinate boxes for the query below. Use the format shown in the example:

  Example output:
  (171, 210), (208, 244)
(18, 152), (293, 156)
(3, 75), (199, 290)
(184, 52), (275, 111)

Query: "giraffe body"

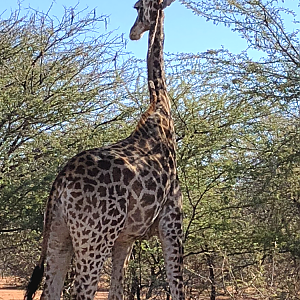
(25, 1), (184, 300)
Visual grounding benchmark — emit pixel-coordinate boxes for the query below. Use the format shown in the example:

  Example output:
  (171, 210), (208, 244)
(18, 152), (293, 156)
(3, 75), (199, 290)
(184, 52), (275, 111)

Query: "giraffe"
(24, 0), (184, 300)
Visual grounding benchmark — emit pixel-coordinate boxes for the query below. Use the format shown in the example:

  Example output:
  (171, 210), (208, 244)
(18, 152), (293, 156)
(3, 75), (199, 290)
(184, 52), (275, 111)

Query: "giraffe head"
(130, 0), (175, 40)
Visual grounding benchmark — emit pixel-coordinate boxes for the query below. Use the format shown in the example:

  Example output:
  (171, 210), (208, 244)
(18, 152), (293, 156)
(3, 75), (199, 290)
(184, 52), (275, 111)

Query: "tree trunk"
(205, 253), (216, 300)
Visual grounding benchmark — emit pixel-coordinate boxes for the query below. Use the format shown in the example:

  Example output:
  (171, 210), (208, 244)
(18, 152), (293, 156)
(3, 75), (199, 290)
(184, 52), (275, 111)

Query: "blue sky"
(0, 0), (298, 59)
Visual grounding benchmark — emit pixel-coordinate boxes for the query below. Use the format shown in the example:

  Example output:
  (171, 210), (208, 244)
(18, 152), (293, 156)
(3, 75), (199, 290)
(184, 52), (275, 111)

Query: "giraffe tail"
(24, 204), (49, 300)
(24, 188), (55, 300)
(24, 261), (44, 300)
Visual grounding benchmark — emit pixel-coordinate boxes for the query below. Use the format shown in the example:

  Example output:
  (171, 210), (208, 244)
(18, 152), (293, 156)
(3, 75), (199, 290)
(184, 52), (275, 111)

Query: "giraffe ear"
(162, 0), (175, 9)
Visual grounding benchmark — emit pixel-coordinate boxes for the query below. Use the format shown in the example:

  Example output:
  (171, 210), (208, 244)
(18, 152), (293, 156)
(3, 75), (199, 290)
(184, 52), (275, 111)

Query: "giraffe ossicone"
(24, 1), (184, 300)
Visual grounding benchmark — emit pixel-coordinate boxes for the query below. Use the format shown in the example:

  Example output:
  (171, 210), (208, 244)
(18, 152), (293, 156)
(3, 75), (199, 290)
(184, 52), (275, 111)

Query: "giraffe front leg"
(158, 184), (185, 300)
(108, 239), (134, 300)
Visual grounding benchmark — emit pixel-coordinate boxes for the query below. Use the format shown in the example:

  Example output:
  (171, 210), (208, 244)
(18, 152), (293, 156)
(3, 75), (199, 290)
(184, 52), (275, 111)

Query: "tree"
(0, 6), (134, 278)
(170, 0), (300, 298)
(2, 1), (300, 299)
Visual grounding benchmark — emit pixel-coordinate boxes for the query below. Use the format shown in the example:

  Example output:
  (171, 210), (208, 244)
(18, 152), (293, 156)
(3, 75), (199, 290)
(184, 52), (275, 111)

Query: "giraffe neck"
(132, 1), (175, 150)
(147, 4), (170, 117)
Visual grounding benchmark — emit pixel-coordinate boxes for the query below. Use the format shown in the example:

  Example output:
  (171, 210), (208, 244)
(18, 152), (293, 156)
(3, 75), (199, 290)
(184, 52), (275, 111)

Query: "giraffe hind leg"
(72, 243), (114, 300)
(108, 239), (134, 300)
(41, 215), (73, 300)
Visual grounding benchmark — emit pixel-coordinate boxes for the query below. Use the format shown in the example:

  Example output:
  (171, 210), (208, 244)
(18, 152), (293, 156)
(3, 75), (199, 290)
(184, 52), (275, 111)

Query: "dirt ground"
(0, 277), (108, 300)
(0, 277), (258, 300)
